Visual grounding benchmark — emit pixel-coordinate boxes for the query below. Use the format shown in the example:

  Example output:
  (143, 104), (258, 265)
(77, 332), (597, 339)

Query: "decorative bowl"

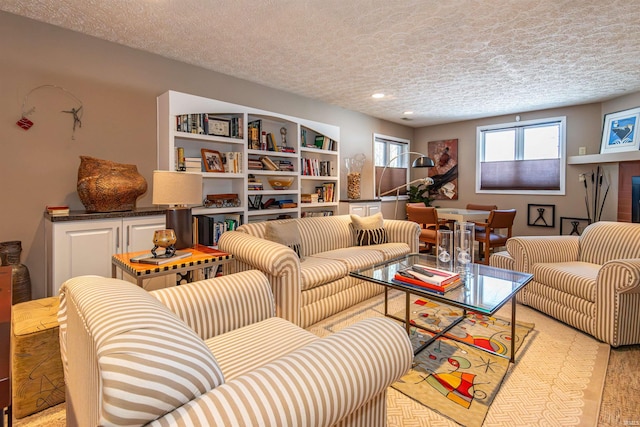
(268, 176), (295, 190)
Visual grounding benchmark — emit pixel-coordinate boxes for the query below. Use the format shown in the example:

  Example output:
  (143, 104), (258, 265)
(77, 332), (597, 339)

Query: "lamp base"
(165, 208), (193, 250)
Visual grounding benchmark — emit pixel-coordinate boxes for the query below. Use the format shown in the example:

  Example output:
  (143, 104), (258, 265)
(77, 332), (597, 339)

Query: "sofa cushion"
(299, 255), (349, 291)
(531, 261), (598, 302)
(205, 317), (318, 380)
(368, 242), (411, 260)
(310, 247), (385, 271)
(264, 221), (303, 258)
(351, 212), (388, 246)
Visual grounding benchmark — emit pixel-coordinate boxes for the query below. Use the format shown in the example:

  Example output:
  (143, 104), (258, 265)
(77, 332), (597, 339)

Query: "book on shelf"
(301, 193), (319, 203)
(133, 250), (192, 265)
(260, 156), (279, 171)
(280, 202), (298, 209)
(248, 159), (264, 170)
(301, 210), (334, 218)
(195, 214), (241, 247)
(223, 152), (242, 173)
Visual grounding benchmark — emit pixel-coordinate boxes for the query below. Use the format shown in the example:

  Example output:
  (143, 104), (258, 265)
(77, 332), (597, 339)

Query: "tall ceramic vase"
(0, 240), (32, 304)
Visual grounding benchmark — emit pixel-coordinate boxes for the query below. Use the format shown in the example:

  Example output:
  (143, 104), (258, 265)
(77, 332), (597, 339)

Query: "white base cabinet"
(339, 200), (381, 217)
(45, 214), (168, 296)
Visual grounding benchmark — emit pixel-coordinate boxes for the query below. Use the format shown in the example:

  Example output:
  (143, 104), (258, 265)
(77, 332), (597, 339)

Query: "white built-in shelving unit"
(157, 90), (340, 227)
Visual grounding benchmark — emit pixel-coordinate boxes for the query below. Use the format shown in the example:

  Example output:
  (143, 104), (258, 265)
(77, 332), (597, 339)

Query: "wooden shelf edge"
(568, 151), (640, 165)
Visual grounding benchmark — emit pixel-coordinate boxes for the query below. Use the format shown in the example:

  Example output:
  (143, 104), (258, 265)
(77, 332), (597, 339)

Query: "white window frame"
(475, 116), (566, 195)
(373, 133), (410, 199)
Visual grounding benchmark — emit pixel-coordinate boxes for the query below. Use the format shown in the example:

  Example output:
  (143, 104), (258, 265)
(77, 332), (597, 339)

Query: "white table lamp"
(152, 170), (202, 250)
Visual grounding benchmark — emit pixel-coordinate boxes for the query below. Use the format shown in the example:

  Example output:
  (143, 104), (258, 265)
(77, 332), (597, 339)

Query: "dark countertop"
(44, 207), (166, 222)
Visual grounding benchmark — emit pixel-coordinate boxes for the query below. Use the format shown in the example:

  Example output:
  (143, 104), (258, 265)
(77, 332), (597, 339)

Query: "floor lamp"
(377, 152), (435, 219)
(152, 170), (203, 250)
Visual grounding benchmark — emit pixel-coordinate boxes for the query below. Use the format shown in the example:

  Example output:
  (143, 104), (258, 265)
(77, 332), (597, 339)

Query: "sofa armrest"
(219, 230), (302, 326)
(384, 219), (421, 253)
(219, 230), (300, 276)
(595, 259), (640, 346)
(150, 270), (276, 340)
(506, 235), (580, 273)
(151, 317), (412, 427)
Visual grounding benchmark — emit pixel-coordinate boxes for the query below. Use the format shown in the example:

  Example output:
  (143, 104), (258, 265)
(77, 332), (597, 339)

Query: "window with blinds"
(476, 117), (566, 195)
(373, 134), (410, 197)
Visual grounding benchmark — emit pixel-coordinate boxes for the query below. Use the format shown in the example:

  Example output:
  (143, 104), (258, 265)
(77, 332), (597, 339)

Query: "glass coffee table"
(350, 253), (533, 362)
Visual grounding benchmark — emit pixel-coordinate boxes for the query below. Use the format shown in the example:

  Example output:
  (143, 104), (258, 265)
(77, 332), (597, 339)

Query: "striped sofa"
(219, 215), (420, 328)
(58, 270), (412, 426)
(489, 221), (640, 347)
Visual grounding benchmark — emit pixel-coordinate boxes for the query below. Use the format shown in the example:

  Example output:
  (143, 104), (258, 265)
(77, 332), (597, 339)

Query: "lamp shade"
(152, 171), (202, 206)
(411, 156), (435, 168)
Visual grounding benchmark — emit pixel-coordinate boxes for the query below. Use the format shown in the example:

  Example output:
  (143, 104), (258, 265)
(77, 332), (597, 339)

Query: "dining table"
(436, 208), (491, 224)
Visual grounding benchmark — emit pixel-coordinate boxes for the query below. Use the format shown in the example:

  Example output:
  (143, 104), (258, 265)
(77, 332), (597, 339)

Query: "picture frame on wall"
(559, 217), (590, 236)
(527, 204), (555, 227)
(600, 106), (640, 154)
(201, 149), (225, 172)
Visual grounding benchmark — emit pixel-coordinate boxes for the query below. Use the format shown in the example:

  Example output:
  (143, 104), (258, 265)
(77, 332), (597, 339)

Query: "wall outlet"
(579, 147), (587, 155)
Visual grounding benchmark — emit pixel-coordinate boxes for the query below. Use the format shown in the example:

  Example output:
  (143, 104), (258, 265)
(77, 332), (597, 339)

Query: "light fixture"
(403, 111), (414, 115)
(152, 170), (203, 250)
(371, 93), (385, 99)
(377, 151), (435, 218)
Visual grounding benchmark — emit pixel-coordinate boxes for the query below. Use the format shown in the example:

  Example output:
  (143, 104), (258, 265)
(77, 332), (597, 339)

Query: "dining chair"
(474, 209), (517, 264)
(466, 203), (498, 232)
(406, 204), (449, 253)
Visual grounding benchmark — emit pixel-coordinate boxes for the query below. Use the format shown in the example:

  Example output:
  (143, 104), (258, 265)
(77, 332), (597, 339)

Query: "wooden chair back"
(475, 209), (517, 263)
(466, 203), (498, 212)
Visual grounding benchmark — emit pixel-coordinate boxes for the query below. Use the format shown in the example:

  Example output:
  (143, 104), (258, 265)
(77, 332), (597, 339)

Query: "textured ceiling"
(3, 0), (640, 127)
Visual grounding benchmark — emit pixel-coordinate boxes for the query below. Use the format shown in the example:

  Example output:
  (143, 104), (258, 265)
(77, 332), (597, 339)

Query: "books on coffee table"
(393, 265), (461, 293)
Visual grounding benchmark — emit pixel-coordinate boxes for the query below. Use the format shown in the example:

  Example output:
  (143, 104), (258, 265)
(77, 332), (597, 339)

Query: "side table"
(112, 245), (234, 288)
(1, 266), (12, 427)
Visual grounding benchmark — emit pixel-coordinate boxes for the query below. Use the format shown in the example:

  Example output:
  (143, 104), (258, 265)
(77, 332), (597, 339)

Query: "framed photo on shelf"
(559, 217), (590, 236)
(207, 116), (231, 137)
(600, 106), (640, 154)
(527, 204), (555, 227)
(201, 149), (225, 172)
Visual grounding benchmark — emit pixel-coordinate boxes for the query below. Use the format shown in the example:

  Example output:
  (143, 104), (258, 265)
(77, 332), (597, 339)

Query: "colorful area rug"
(391, 298), (534, 427)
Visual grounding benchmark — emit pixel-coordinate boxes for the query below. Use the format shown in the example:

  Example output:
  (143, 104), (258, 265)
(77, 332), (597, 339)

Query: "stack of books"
(46, 206), (69, 216)
(393, 265), (461, 294)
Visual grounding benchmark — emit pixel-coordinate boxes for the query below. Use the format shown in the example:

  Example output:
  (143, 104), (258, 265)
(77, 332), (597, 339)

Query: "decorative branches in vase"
(579, 166), (609, 223)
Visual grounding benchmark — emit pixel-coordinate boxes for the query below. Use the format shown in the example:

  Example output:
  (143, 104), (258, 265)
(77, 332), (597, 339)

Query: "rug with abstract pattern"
(391, 298), (534, 427)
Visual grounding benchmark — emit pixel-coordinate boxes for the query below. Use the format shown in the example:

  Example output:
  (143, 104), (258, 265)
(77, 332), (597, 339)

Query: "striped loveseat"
(489, 221), (640, 347)
(58, 270), (412, 426)
(218, 214), (420, 328)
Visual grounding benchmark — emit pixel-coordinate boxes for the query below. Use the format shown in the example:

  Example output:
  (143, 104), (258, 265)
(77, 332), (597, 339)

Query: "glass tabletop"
(349, 253), (533, 315)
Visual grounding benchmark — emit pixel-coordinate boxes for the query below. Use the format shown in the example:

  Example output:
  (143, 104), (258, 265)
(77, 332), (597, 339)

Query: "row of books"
(301, 211), (334, 218)
(175, 114), (243, 138)
(318, 182), (335, 203)
(247, 120), (296, 153)
(175, 149), (243, 173)
(393, 265), (461, 294)
(248, 195), (297, 210)
(301, 158), (332, 176)
(300, 128), (337, 151)
(247, 156), (295, 172)
(195, 214), (241, 247)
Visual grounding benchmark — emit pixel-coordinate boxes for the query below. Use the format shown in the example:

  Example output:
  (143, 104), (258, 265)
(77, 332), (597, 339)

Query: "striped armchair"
(58, 270), (412, 427)
(219, 215), (420, 328)
(490, 221), (640, 347)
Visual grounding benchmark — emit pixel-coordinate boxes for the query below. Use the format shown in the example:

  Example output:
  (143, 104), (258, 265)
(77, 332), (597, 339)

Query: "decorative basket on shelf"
(267, 176), (295, 190)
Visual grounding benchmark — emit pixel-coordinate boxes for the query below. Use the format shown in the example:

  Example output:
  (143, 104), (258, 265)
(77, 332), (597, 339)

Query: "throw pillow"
(350, 212), (388, 246)
(264, 221), (303, 258)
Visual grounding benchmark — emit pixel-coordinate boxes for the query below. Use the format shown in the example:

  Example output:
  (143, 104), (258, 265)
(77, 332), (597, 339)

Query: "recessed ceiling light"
(371, 93), (385, 99)
(403, 111), (414, 115)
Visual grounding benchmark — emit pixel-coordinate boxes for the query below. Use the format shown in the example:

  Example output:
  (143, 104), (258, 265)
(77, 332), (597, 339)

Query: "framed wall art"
(559, 217), (590, 236)
(600, 106), (640, 154)
(427, 139), (458, 200)
(201, 149), (225, 172)
(527, 204), (555, 227)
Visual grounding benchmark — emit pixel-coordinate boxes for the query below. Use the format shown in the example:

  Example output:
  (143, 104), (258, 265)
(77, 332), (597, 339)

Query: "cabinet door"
(123, 216), (166, 253)
(366, 202), (381, 216)
(50, 219), (120, 296)
(349, 204), (367, 216)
